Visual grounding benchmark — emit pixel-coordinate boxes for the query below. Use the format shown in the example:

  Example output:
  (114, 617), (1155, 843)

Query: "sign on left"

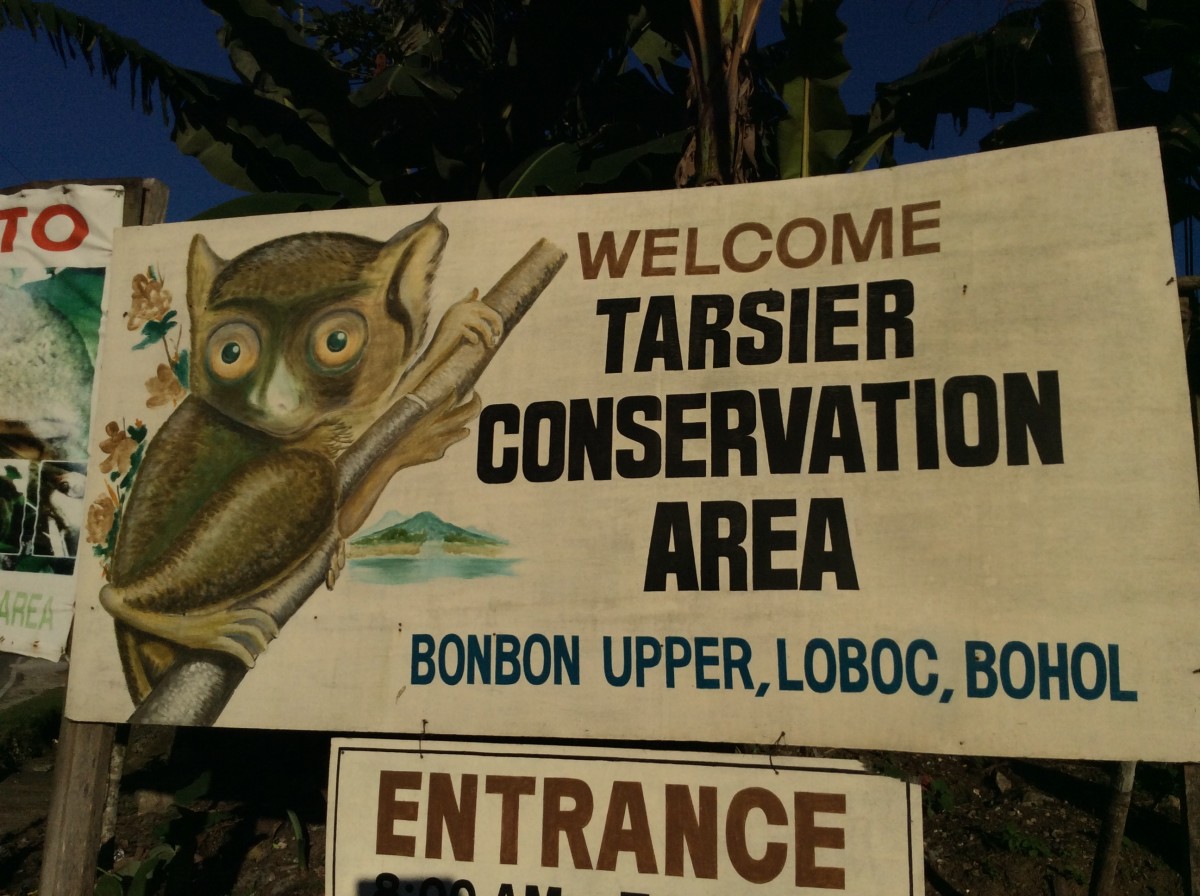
(0, 183), (126, 660)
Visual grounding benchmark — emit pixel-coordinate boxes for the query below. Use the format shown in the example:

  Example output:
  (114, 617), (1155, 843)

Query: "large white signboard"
(0, 183), (125, 660)
(327, 742), (923, 896)
(65, 129), (1200, 759)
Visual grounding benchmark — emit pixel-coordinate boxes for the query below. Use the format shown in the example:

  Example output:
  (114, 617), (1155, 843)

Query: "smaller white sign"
(1, 183), (124, 276)
(0, 182), (125, 661)
(328, 740), (923, 896)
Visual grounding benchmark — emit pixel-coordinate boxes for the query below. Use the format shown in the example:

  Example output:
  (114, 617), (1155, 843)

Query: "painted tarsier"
(100, 212), (502, 704)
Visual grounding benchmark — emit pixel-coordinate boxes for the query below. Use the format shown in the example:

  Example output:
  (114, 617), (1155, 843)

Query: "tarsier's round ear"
(187, 234), (228, 317)
(370, 208), (449, 347)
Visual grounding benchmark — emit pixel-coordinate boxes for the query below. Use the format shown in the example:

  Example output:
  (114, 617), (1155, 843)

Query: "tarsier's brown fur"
(100, 212), (502, 703)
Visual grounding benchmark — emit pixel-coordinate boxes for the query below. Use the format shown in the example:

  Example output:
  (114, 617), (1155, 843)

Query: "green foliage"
(0, 0), (856, 213)
(131, 310), (178, 351)
(927, 776), (955, 814)
(285, 807), (308, 872)
(848, 0), (1200, 224)
(988, 822), (1056, 859)
(767, 0), (852, 178)
(8, 0), (1196, 229)
(94, 771), (231, 896)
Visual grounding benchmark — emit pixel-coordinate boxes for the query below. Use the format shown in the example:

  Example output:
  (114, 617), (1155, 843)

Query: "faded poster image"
(0, 184), (124, 659)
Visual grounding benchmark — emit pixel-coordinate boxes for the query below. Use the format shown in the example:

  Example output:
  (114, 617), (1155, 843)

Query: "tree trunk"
(1063, 0), (1117, 133)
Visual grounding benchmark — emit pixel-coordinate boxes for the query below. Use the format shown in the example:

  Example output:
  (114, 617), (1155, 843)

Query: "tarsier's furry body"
(101, 213), (501, 703)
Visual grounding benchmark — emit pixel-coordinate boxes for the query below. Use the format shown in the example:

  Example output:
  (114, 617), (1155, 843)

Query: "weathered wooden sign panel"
(327, 742), (923, 896)
(65, 129), (1200, 759)
(0, 183), (125, 660)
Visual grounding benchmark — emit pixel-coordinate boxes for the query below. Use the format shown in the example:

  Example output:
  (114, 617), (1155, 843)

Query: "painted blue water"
(349, 553), (519, 586)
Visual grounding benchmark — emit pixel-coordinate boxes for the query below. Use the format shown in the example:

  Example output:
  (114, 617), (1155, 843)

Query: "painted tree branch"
(129, 238), (568, 726)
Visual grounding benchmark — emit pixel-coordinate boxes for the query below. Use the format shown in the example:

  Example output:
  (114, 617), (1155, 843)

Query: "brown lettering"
(794, 792), (846, 889)
(722, 222), (772, 273)
(832, 208), (893, 265)
(426, 773), (477, 861)
(596, 781), (657, 873)
(486, 775), (536, 865)
(642, 228), (679, 276)
(726, 787), (787, 883)
(376, 771), (421, 857)
(664, 784), (718, 879)
(541, 777), (594, 869)
(777, 217), (827, 269)
(578, 230), (641, 279)
(685, 227), (720, 275)
(902, 200), (941, 256)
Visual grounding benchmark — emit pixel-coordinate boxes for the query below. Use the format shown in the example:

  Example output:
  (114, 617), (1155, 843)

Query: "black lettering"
(635, 295), (684, 371)
(522, 401), (566, 482)
(615, 396), (662, 478)
(688, 295), (733, 369)
(860, 382), (910, 472)
(866, 279), (914, 359)
(800, 498), (858, 590)
(711, 390), (758, 476)
(753, 499), (798, 591)
(808, 386), (866, 474)
(701, 501), (748, 590)
(737, 289), (784, 365)
(645, 502), (699, 591)
(943, 376), (1000, 467)
(567, 397), (613, 480)
(1004, 371), (1064, 465)
(914, 378), (940, 470)
(478, 403), (519, 483)
(788, 288), (810, 363)
(665, 393), (708, 478)
(814, 284), (859, 362)
(760, 388), (812, 474)
(596, 297), (640, 373)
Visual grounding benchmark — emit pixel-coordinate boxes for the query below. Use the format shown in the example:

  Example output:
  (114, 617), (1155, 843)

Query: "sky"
(0, 1), (1048, 223)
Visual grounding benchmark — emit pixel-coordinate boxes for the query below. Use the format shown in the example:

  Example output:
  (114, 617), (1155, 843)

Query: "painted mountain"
(349, 511), (506, 558)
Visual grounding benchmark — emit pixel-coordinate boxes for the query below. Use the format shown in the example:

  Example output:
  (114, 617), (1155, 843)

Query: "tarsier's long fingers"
(100, 585), (277, 666)
(441, 390), (483, 429)
(325, 540), (348, 591)
(418, 392), (482, 458)
(459, 289), (504, 347)
(210, 606), (279, 668)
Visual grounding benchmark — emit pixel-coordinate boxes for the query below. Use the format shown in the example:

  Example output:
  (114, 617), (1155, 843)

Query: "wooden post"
(1089, 760), (1137, 896)
(16, 177), (170, 895)
(1052, 4), (1148, 894)
(1184, 765), (1200, 894)
(1183, 277), (1200, 896)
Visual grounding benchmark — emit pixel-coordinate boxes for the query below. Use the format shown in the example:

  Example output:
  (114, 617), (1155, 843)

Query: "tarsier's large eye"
(309, 310), (367, 374)
(206, 321), (261, 382)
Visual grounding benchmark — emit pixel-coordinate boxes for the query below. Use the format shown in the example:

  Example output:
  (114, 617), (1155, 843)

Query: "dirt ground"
(0, 654), (1192, 895)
